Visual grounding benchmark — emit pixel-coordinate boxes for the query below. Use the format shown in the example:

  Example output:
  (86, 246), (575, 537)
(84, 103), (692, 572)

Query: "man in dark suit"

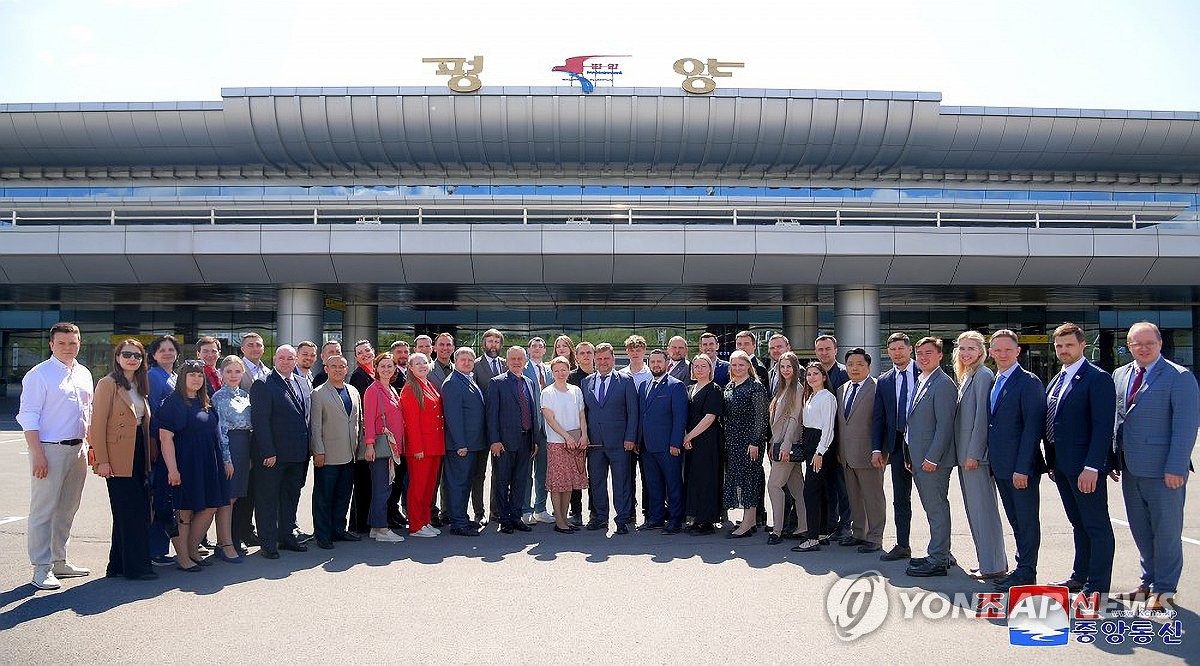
(699, 332), (729, 387)
(346, 339), (376, 534)
(1112, 322), (1199, 611)
(250, 345), (312, 559)
(666, 336), (692, 384)
(637, 350), (689, 533)
(735, 330), (768, 384)
(311, 340), (342, 389)
(1045, 322), (1117, 595)
(815, 334), (852, 540)
(426, 333), (456, 526)
(986, 330), (1046, 590)
(474, 328), (506, 390)
(441, 347), (488, 536)
(485, 346), (545, 533)
(582, 342), (640, 534)
(904, 337), (959, 577)
(873, 332), (917, 561)
(428, 334), (454, 387)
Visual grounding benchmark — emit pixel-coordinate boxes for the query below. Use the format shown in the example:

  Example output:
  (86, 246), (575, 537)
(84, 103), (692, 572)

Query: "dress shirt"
(242, 357), (270, 382)
(992, 364), (1019, 412)
(212, 385), (252, 465)
(1126, 355), (1162, 400)
(804, 389), (837, 455)
(1051, 356), (1087, 404)
(455, 369), (480, 394)
(892, 363), (915, 417)
(17, 356), (94, 442)
(593, 372), (616, 402)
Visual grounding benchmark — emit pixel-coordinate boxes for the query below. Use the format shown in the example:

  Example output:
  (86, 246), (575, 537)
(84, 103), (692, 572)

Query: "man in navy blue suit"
(985, 330), (1047, 590)
(1112, 322), (1199, 611)
(441, 347), (488, 536)
(1045, 322), (1117, 595)
(637, 350), (689, 534)
(485, 346), (545, 534)
(582, 343), (640, 534)
(250, 345), (312, 559)
(872, 332), (917, 561)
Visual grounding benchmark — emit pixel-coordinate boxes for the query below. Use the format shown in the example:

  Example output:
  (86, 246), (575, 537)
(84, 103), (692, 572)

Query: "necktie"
(492, 357), (501, 375)
(844, 382), (859, 420)
(515, 375), (531, 431)
(990, 373), (1007, 413)
(598, 375), (608, 402)
(1128, 366), (1146, 404)
(896, 368), (909, 432)
(1045, 371), (1066, 443)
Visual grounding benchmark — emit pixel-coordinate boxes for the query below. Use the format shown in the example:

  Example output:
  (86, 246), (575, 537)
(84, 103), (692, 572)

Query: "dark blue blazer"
(638, 375), (688, 453)
(873, 365), (914, 456)
(1046, 360), (1116, 476)
(441, 370), (488, 452)
(485, 371), (545, 449)
(250, 371), (311, 463)
(581, 372), (639, 450)
(986, 365), (1046, 478)
(826, 362), (850, 391)
(713, 358), (730, 387)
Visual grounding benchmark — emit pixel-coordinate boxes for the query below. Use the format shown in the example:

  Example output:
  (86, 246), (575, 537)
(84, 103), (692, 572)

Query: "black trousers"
(348, 459), (372, 533)
(231, 467), (256, 544)
(312, 463), (354, 542)
(254, 460), (306, 551)
(106, 428), (152, 577)
(803, 457), (832, 536)
(824, 447), (853, 531)
(470, 451), (489, 520)
(889, 433), (913, 547)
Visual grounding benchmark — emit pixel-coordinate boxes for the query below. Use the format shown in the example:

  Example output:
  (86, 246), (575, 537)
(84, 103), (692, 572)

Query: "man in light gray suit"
(308, 355), (363, 549)
(1112, 322), (1199, 612)
(836, 348), (885, 553)
(666, 336), (692, 384)
(904, 336), (959, 577)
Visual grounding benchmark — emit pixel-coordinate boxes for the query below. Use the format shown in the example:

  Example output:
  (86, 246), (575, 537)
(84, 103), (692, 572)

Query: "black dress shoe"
(1052, 577), (1086, 593)
(783, 531), (806, 540)
(449, 526), (481, 537)
(839, 536), (865, 547)
(906, 561), (949, 577)
(498, 523), (515, 534)
(316, 540), (334, 550)
(130, 572), (160, 581)
(176, 564), (203, 572)
(880, 545), (911, 561)
(767, 533), (782, 545)
(585, 520), (607, 531)
(554, 525), (574, 534)
(242, 533), (261, 547)
(294, 530), (314, 544)
(692, 523), (716, 535)
(663, 524), (682, 535)
(260, 550), (280, 560)
(994, 575), (1036, 591)
(430, 515), (445, 528)
(857, 543), (882, 553)
(388, 513), (409, 529)
(615, 524), (629, 535)
(791, 539), (821, 552)
(637, 521), (665, 531)
(466, 521), (482, 531)
(512, 522), (532, 532)
(279, 540), (308, 553)
(333, 531), (362, 542)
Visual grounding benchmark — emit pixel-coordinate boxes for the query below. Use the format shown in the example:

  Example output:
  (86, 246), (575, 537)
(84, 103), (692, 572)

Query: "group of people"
(16, 321), (1197, 612)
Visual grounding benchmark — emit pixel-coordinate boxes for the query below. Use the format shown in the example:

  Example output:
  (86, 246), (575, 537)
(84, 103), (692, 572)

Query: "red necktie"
(1128, 366), (1145, 404)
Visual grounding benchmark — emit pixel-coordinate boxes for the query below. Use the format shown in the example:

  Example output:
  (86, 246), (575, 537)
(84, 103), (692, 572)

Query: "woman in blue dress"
(146, 335), (181, 565)
(157, 360), (229, 571)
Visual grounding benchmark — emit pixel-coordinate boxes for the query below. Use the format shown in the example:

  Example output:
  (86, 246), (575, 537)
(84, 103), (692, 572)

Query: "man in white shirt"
(621, 334), (653, 390)
(239, 332), (271, 390)
(522, 337), (553, 524)
(876, 332), (917, 562)
(16, 322), (94, 590)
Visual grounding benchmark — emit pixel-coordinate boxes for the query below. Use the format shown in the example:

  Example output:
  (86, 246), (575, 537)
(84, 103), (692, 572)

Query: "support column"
(276, 285), (324, 348)
(342, 286), (378, 348)
(783, 285), (818, 350)
(834, 284), (881, 374)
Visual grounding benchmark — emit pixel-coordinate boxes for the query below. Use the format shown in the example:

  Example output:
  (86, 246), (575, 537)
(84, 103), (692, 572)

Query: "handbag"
(770, 440), (806, 463)
(373, 385), (399, 461)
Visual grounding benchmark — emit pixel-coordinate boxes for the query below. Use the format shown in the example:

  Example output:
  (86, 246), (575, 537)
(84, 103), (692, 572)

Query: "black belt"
(45, 439), (83, 446)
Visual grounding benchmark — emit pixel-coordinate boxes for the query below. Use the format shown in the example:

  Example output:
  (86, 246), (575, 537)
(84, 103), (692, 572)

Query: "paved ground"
(0, 415), (1196, 663)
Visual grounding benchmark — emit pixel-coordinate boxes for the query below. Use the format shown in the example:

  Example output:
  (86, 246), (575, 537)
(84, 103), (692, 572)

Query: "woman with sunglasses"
(157, 360), (229, 570)
(90, 340), (157, 580)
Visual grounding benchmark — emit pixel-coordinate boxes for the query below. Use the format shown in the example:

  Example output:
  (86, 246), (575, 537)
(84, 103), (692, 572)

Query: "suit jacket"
(581, 371), (639, 450)
(400, 378), (446, 457)
(987, 365), (1046, 479)
(837, 377), (878, 468)
(89, 376), (153, 477)
(239, 359), (271, 391)
(713, 358), (730, 387)
(485, 371), (546, 449)
(474, 355), (505, 391)
(826, 362), (850, 391)
(954, 366), (994, 466)
(749, 356), (769, 385)
(873, 364), (916, 457)
(250, 371), (311, 463)
(1045, 359), (1116, 476)
(429, 358), (452, 388)
(390, 368), (408, 391)
(1114, 357), (1199, 478)
(668, 359), (692, 384)
(638, 375), (688, 452)
(905, 367), (958, 468)
(309, 382), (363, 466)
(442, 370), (488, 452)
(348, 366), (374, 399)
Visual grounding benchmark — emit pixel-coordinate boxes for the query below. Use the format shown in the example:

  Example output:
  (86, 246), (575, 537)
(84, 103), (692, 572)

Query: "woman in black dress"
(723, 350), (769, 538)
(683, 354), (724, 535)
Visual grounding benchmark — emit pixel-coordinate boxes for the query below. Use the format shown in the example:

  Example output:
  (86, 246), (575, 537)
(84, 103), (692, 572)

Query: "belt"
(44, 439), (83, 446)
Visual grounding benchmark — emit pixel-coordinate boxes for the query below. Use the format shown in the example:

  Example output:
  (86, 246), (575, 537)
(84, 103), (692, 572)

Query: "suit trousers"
(312, 462), (353, 542)
(27, 442), (88, 566)
(1122, 473), (1186, 593)
(642, 449), (685, 526)
(823, 450), (853, 531)
(588, 446), (633, 525)
(348, 459), (373, 533)
(767, 460), (806, 535)
(801, 458), (830, 537)
(470, 452), (489, 520)
(491, 439), (533, 526)
(957, 465), (1008, 574)
(843, 464), (886, 546)
(443, 450), (479, 530)
(523, 439), (550, 515)
(911, 465), (953, 565)
(407, 454), (443, 532)
(1053, 469), (1114, 592)
(889, 433), (913, 547)
(105, 428), (151, 577)
(254, 460), (306, 551)
(994, 475), (1041, 579)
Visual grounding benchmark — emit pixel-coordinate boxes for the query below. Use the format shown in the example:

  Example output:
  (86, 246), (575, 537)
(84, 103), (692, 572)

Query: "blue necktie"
(598, 375), (608, 402)
(990, 373), (1006, 413)
(844, 382), (859, 420)
(1045, 371), (1066, 443)
(896, 369), (909, 432)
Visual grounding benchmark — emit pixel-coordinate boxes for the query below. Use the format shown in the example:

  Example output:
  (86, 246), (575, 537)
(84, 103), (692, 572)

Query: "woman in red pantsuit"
(399, 352), (445, 538)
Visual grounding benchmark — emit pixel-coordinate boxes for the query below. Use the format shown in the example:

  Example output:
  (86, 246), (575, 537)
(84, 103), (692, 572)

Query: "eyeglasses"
(119, 351), (144, 360)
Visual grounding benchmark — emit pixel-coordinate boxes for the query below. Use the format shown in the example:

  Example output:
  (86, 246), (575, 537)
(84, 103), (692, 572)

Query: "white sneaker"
(51, 561), (90, 578)
(534, 511), (555, 524)
(430, 525), (442, 535)
(411, 525), (437, 538)
(372, 530), (405, 543)
(32, 566), (61, 590)
(521, 512), (535, 525)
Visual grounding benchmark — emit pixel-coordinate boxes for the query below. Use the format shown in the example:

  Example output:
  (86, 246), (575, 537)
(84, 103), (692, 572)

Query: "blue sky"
(1, 0), (1197, 110)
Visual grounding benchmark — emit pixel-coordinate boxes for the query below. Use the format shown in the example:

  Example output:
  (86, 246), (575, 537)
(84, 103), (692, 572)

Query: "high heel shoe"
(553, 525), (574, 534)
(191, 553), (214, 566)
(726, 527), (755, 539)
(215, 544), (244, 564)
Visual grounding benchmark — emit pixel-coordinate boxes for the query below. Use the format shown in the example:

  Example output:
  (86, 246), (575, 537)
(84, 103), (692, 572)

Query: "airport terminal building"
(1, 86), (1198, 383)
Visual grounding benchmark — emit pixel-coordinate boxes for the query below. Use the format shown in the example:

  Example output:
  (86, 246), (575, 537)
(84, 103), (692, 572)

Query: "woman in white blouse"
(540, 356), (588, 534)
(791, 361), (837, 553)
